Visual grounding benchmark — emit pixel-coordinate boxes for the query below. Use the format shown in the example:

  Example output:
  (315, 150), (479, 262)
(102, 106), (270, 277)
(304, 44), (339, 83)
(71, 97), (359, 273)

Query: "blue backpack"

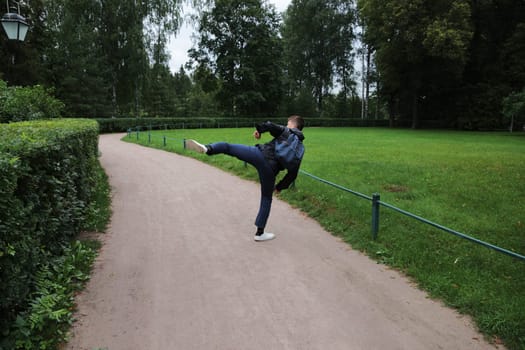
(275, 128), (305, 170)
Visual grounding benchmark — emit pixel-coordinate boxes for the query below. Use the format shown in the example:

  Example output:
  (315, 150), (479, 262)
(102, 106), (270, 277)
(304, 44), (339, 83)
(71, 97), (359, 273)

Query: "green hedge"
(96, 117), (389, 133)
(96, 117), (227, 133)
(0, 119), (99, 332)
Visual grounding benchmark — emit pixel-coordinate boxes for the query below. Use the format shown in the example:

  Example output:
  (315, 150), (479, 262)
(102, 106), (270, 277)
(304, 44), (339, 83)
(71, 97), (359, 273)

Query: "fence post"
(148, 130), (151, 144)
(183, 138), (186, 149)
(163, 136), (166, 147)
(371, 193), (380, 240)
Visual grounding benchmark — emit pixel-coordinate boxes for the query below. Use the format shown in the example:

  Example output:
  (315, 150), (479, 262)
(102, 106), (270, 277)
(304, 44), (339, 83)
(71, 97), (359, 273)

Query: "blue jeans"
(209, 142), (275, 229)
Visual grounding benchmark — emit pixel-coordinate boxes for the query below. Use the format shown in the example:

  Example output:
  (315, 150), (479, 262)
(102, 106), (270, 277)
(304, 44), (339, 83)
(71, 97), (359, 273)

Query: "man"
(186, 115), (305, 241)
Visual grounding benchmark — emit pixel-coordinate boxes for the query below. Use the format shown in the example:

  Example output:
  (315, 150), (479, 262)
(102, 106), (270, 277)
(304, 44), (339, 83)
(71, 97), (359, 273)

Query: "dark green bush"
(2, 240), (98, 350)
(96, 116), (389, 133)
(96, 117), (223, 133)
(0, 80), (65, 123)
(0, 119), (99, 333)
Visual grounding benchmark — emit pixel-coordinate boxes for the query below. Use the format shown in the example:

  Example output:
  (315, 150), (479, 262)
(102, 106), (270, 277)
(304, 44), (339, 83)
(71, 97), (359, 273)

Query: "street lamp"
(1, 1), (28, 41)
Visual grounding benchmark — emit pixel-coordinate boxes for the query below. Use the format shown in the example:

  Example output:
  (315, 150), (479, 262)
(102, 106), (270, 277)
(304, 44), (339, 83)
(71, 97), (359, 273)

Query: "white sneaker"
(254, 232), (275, 242)
(186, 139), (208, 154)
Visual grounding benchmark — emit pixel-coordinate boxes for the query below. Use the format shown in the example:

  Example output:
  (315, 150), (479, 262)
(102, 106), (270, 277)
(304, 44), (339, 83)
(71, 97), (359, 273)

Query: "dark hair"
(288, 115), (304, 130)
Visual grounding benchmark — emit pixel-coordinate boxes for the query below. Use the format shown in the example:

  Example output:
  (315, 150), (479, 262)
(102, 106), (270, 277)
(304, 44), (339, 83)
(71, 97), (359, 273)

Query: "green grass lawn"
(124, 127), (525, 349)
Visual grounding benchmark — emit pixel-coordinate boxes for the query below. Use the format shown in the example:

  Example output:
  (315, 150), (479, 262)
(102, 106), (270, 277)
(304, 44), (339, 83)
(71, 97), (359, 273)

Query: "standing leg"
(208, 142), (276, 239)
(254, 164), (275, 229)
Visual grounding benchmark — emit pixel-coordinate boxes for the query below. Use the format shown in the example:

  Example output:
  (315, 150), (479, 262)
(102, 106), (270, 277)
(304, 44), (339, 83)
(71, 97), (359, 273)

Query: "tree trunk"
(317, 84), (323, 114)
(361, 49), (365, 119)
(375, 94), (379, 120)
(135, 80), (140, 117)
(411, 92), (419, 129)
(388, 95), (396, 128)
(365, 47), (371, 119)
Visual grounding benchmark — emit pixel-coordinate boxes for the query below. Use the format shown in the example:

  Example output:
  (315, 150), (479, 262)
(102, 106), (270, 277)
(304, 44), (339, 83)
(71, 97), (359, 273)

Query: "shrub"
(96, 116), (389, 133)
(0, 80), (64, 123)
(0, 241), (98, 350)
(0, 119), (99, 334)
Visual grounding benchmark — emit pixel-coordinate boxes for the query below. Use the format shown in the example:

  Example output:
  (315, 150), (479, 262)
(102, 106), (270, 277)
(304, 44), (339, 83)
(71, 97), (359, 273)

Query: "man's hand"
(253, 130), (261, 139)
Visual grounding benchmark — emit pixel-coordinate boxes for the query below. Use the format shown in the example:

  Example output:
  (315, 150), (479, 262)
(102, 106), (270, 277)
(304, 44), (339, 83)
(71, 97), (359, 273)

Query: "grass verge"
(124, 127), (524, 349)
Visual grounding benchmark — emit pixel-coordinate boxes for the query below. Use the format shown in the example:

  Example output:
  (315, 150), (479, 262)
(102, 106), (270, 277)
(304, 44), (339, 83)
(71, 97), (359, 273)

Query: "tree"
(190, 0), (283, 116)
(43, 0), (114, 117)
(358, 0), (473, 128)
(42, 0), (184, 117)
(186, 65), (221, 118)
(458, 0), (525, 129)
(282, 0), (355, 114)
(502, 88), (525, 132)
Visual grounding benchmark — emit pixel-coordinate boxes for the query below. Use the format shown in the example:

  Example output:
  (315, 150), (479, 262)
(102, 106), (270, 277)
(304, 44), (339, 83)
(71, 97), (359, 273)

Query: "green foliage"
(0, 241), (98, 350)
(358, 0), (474, 128)
(96, 117), (240, 133)
(190, 0), (283, 116)
(2, 0), (524, 127)
(502, 87), (525, 131)
(83, 161), (112, 233)
(282, 0), (355, 111)
(460, 1), (525, 128)
(1, 0), (183, 117)
(0, 119), (99, 337)
(422, 1), (472, 62)
(128, 127), (525, 349)
(97, 116), (389, 133)
(0, 80), (64, 123)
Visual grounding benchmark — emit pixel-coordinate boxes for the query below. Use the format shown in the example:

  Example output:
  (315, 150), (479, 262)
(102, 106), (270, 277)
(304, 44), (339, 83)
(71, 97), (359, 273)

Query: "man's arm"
(275, 166), (300, 192)
(256, 121), (286, 138)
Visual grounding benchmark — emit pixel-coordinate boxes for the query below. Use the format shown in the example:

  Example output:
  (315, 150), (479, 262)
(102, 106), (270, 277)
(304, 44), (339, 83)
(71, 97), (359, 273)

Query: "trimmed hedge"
(96, 117), (230, 133)
(96, 117), (389, 133)
(0, 119), (99, 332)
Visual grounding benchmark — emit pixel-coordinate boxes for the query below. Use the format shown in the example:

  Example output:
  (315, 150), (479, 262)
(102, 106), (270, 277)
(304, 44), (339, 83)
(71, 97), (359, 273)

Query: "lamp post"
(1, 1), (28, 41)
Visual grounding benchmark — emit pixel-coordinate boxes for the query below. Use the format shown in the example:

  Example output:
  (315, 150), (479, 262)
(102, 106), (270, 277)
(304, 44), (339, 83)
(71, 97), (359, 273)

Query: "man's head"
(287, 115), (304, 130)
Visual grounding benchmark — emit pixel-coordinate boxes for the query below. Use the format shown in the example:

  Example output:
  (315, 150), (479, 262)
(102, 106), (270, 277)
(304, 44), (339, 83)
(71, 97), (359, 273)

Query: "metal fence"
(127, 128), (525, 262)
(299, 170), (525, 262)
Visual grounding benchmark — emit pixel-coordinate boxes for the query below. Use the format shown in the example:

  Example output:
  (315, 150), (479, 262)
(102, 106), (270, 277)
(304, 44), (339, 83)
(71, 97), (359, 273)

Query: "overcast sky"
(167, 0), (292, 73)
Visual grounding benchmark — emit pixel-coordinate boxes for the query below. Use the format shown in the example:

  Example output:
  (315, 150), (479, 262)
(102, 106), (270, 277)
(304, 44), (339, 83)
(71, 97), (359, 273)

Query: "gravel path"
(65, 133), (497, 350)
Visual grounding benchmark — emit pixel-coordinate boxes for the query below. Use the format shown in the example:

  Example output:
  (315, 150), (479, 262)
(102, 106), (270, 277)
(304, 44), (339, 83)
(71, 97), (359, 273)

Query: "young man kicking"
(186, 115), (305, 241)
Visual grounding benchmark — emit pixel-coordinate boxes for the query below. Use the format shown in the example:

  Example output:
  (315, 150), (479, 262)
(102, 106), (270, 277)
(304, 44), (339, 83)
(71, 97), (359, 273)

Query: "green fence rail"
(127, 128), (525, 262)
(299, 170), (525, 262)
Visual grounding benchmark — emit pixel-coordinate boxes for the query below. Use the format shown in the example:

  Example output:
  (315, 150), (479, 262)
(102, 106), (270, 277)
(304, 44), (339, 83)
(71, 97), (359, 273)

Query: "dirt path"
(66, 133), (496, 350)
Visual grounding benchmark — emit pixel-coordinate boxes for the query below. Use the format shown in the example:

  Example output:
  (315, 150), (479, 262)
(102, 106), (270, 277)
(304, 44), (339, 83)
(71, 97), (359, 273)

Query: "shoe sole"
(186, 139), (206, 153)
(254, 233), (276, 242)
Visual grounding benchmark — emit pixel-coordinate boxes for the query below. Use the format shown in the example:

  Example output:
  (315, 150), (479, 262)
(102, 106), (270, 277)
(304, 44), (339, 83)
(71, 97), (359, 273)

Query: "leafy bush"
(96, 117), (223, 133)
(96, 116), (389, 133)
(0, 80), (65, 123)
(0, 241), (98, 350)
(0, 119), (99, 336)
